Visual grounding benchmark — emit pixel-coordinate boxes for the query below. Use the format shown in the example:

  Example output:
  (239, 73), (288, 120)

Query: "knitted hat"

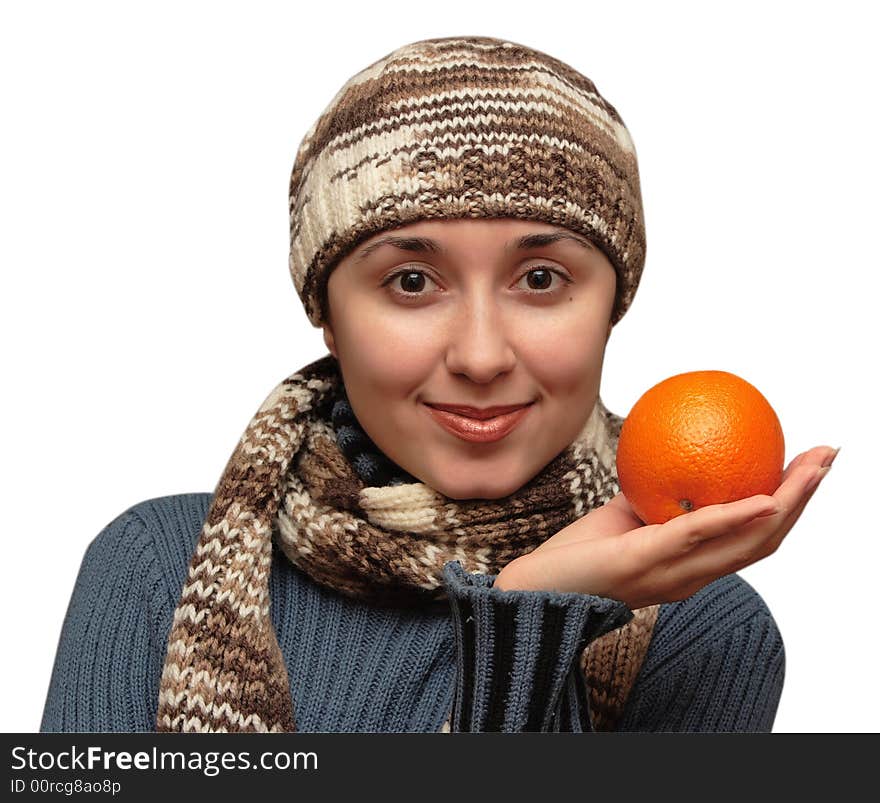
(287, 35), (647, 329)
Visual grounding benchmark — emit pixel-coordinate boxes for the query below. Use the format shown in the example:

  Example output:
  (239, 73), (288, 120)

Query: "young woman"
(40, 35), (834, 734)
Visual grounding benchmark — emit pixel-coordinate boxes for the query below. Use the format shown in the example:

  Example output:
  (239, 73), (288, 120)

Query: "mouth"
(423, 401), (535, 443)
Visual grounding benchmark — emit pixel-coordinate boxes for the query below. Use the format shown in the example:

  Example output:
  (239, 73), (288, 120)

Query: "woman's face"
(322, 217), (617, 500)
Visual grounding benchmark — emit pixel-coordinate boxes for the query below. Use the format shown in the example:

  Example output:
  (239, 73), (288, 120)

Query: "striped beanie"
(288, 35), (647, 328)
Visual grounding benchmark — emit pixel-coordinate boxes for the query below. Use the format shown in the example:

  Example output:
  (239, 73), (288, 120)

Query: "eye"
(382, 268), (441, 298)
(516, 266), (572, 294)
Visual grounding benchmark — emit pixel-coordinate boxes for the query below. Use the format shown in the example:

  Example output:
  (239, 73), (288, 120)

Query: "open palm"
(495, 445), (838, 610)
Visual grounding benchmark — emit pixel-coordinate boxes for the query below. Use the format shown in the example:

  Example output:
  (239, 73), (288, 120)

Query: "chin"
(430, 473), (527, 501)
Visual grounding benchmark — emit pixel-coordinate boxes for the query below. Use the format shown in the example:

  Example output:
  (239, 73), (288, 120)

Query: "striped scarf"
(156, 353), (659, 732)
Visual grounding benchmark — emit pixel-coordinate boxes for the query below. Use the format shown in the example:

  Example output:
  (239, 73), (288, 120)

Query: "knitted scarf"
(156, 353), (659, 732)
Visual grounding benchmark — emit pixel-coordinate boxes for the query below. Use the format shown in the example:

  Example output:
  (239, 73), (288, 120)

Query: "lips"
(423, 401), (535, 443)
(424, 402), (533, 420)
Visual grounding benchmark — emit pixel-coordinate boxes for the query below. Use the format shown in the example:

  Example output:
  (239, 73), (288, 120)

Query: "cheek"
(515, 312), (608, 393)
(334, 305), (439, 394)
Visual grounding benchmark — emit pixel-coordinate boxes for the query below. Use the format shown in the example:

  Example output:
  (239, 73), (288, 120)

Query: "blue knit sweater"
(40, 492), (785, 733)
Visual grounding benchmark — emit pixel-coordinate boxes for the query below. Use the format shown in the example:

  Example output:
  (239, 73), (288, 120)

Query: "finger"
(537, 448), (837, 563)
(673, 464), (832, 584)
(768, 460), (823, 515)
(781, 445), (838, 484)
(761, 462), (833, 555)
(645, 494), (781, 563)
(542, 448), (837, 558)
(674, 502), (797, 581)
(626, 498), (779, 605)
(721, 461), (822, 554)
(658, 454), (827, 555)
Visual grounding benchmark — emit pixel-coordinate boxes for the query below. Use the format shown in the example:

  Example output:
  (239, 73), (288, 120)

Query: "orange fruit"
(615, 370), (785, 525)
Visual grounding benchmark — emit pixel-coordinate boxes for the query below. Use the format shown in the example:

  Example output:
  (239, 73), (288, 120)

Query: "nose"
(444, 293), (517, 384)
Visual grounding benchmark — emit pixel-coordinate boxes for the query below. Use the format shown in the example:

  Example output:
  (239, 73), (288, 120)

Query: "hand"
(494, 445), (838, 609)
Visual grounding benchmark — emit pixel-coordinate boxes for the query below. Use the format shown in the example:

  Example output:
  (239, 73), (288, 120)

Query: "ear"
(322, 324), (338, 359)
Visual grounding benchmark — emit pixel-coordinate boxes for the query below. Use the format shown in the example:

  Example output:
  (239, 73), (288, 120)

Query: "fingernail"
(822, 447), (841, 468)
(807, 466), (831, 492)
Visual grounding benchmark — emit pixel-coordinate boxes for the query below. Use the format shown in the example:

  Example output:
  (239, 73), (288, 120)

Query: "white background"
(2, 0), (876, 733)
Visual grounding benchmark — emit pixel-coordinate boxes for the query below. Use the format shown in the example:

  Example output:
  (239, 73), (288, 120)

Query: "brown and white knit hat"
(287, 35), (647, 329)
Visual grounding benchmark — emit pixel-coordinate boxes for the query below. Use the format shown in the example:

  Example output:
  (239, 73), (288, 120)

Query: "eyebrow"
(354, 229), (596, 262)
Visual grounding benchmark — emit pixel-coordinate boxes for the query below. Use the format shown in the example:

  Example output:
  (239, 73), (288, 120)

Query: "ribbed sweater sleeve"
(614, 574), (786, 732)
(39, 507), (171, 732)
(441, 560), (634, 732)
